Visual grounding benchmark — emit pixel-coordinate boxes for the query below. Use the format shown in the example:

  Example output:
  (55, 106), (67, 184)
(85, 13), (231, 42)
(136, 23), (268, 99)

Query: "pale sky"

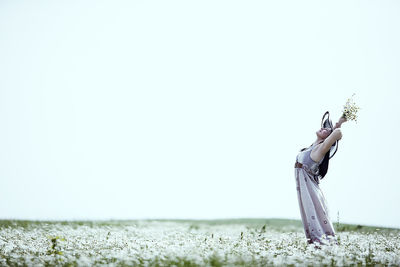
(1, 0), (399, 228)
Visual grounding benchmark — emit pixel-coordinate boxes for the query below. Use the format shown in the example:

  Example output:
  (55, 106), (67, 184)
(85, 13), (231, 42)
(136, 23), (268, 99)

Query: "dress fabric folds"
(295, 143), (338, 245)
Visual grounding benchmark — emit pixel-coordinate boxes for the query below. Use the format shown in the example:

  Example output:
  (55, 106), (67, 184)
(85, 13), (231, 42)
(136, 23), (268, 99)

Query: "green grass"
(0, 218), (398, 234)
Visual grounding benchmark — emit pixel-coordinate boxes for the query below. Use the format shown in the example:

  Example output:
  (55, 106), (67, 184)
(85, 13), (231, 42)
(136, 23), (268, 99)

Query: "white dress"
(294, 143), (338, 245)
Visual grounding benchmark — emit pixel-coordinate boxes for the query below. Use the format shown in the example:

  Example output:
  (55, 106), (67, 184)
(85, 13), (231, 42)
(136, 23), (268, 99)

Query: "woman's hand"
(334, 116), (347, 130)
(339, 115), (347, 124)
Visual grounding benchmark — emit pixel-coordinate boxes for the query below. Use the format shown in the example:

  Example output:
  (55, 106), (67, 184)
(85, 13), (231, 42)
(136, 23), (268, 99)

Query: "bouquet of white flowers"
(342, 93), (360, 123)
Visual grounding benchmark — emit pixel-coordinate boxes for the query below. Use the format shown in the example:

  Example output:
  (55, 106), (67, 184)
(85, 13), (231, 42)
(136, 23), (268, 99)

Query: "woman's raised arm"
(319, 129), (342, 155)
(333, 116), (347, 130)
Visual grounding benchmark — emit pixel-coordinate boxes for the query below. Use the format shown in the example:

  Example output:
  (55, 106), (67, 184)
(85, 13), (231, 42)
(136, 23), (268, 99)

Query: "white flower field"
(0, 219), (399, 266)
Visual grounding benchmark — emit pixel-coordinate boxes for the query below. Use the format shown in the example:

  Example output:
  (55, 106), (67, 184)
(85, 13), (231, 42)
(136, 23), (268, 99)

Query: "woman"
(294, 112), (347, 246)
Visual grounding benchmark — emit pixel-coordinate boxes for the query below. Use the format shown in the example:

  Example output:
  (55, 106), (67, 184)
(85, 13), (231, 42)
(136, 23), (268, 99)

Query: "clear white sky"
(1, 0), (399, 228)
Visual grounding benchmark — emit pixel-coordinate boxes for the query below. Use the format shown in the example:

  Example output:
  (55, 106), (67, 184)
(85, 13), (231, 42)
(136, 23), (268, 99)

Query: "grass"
(0, 218), (397, 233)
(0, 218), (399, 266)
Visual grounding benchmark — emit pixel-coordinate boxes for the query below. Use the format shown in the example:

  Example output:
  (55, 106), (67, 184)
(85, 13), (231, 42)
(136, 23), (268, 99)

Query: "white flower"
(0, 221), (399, 266)
(342, 93), (360, 122)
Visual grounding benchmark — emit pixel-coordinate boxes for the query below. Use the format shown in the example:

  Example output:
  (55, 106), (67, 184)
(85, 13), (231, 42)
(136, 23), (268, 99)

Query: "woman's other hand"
(334, 116), (347, 130)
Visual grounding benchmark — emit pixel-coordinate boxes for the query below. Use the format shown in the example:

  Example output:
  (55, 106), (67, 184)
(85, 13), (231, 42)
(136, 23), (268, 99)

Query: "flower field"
(0, 219), (399, 266)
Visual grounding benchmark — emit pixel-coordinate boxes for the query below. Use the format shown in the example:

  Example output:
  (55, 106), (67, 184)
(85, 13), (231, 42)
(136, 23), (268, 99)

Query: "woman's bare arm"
(311, 129), (343, 162)
(320, 129), (342, 155)
(333, 116), (347, 130)
(311, 116), (347, 162)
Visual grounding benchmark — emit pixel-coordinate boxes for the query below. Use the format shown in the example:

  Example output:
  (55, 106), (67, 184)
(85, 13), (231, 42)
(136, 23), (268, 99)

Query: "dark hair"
(318, 151), (330, 179)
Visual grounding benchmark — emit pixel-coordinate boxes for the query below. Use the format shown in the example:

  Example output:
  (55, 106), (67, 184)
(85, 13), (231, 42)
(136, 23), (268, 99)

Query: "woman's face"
(316, 127), (332, 139)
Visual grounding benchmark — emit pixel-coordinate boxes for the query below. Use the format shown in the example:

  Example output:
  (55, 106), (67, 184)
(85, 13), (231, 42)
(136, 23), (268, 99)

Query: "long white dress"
(294, 143), (338, 245)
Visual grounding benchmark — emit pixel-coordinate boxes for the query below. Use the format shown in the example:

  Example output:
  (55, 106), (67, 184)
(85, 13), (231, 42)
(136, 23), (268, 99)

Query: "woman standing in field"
(294, 111), (347, 246)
